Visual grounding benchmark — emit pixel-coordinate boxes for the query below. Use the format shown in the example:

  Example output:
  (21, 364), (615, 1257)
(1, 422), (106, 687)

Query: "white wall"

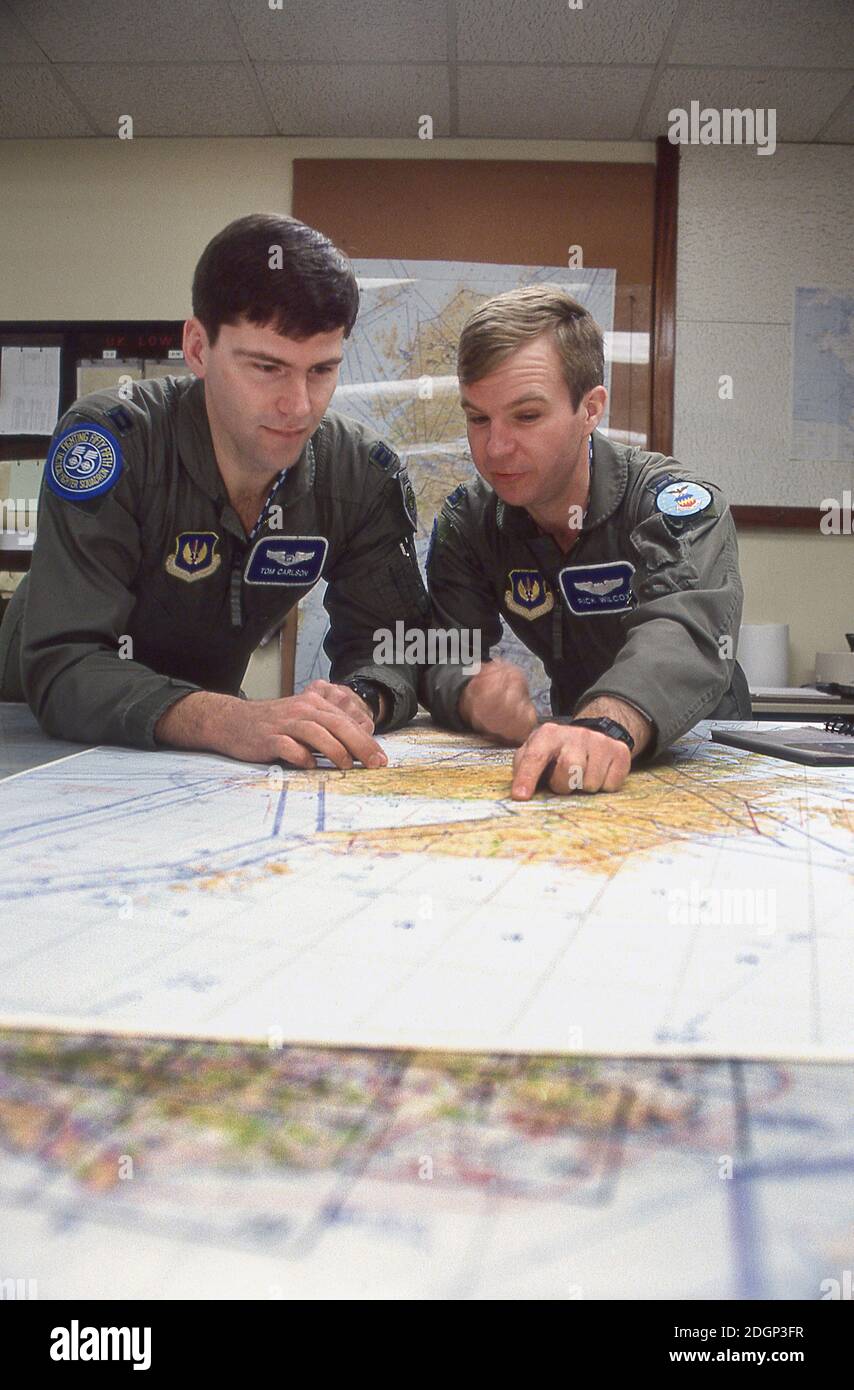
(674, 143), (853, 682)
(1, 135), (850, 687)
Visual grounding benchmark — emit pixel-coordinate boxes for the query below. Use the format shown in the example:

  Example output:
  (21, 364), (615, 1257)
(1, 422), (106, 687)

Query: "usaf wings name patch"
(244, 536), (328, 586)
(655, 480), (712, 518)
(559, 561), (635, 616)
(504, 569), (554, 620)
(46, 424), (123, 501)
(165, 532), (221, 583)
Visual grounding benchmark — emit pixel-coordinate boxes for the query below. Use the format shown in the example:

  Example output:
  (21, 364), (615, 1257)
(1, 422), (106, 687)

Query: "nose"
(485, 423), (514, 460)
(275, 376), (311, 423)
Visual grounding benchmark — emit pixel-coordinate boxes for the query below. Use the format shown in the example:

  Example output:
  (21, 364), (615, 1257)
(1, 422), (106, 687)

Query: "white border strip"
(0, 744), (101, 784)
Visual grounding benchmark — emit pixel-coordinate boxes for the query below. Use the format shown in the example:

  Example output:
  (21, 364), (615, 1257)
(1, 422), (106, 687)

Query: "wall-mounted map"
(791, 286), (854, 464)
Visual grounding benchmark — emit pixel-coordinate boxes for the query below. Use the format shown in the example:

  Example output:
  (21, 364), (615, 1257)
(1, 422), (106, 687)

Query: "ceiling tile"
(0, 66), (93, 136)
(54, 63), (271, 137)
(0, 4), (47, 61)
(671, 0), (854, 69)
(459, 64), (650, 139)
(643, 67), (853, 141)
(8, 0), (238, 63)
(458, 0), (678, 64)
(255, 63), (449, 137)
(235, 0), (447, 63)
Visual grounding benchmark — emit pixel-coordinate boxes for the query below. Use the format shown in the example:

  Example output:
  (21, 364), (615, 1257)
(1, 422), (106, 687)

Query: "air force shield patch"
(165, 532), (221, 583)
(504, 569), (554, 620)
(244, 536), (328, 586)
(559, 561), (635, 616)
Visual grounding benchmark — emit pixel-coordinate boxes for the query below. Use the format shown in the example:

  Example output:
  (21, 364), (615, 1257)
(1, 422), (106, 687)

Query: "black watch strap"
(558, 715), (635, 752)
(342, 678), (386, 727)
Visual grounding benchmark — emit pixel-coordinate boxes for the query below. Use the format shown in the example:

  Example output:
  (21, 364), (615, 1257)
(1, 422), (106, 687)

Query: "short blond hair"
(458, 285), (604, 410)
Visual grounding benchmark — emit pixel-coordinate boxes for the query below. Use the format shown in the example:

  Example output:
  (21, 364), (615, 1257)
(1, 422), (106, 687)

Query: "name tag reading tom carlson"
(244, 536), (328, 586)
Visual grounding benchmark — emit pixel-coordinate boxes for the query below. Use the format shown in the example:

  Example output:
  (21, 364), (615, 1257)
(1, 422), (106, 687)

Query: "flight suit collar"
(176, 375), (317, 529)
(495, 428), (629, 538)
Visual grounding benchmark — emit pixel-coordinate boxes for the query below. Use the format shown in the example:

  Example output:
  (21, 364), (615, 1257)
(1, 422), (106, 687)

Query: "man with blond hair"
(423, 285), (749, 797)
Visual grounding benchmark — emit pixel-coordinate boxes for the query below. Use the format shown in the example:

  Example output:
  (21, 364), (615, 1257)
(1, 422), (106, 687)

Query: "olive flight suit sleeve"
(21, 409), (202, 748)
(322, 459), (430, 733)
(576, 469), (744, 757)
(421, 488), (505, 731)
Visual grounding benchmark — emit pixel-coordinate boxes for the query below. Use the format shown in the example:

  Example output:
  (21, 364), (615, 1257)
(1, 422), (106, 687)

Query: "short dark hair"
(192, 213), (360, 345)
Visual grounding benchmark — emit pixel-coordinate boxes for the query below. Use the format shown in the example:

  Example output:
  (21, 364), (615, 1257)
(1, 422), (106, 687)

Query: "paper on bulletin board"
(0, 346), (61, 435)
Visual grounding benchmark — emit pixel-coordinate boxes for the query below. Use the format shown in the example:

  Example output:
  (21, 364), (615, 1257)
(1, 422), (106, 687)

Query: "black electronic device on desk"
(711, 717), (854, 767)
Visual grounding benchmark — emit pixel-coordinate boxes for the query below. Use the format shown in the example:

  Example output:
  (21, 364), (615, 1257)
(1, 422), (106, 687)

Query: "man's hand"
(511, 721), (632, 799)
(154, 680), (388, 770)
(457, 659), (539, 745)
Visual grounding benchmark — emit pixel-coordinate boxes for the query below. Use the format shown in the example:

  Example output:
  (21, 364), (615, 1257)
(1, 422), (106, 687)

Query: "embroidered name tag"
(559, 561), (635, 616)
(244, 536), (328, 586)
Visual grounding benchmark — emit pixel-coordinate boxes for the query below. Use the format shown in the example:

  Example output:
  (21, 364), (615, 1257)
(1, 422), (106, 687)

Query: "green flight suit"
(0, 375), (428, 748)
(423, 429), (749, 757)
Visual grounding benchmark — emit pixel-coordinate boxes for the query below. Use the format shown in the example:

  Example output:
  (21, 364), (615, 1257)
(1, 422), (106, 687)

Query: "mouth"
(263, 425), (308, 440)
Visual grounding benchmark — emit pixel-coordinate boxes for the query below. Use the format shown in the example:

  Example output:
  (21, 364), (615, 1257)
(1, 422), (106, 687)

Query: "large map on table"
(0, 720), (851, 1059)
(1, 1030), (850, 1300)
(294, 259), (616, 710)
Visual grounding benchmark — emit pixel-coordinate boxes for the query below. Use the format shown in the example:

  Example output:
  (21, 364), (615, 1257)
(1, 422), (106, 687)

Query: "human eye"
(516, 412), (542, 422)
(252, 361), (278, 374)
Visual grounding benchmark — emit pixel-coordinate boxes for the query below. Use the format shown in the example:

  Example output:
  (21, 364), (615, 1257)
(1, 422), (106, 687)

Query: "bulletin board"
(293, 151), (662, 456)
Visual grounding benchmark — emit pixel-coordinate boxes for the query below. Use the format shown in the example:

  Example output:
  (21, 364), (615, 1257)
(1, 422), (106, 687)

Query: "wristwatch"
(558, 714), (635, 753)
(342, 678), (386, 728)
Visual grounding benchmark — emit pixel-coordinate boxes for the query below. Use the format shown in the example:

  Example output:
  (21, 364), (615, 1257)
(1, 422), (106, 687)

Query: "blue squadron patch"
(46, 424), (123, 501)
(244, 536), (328, 586)
(504, 569), (554, 620)
(447, 484), (467, 508)
(369, 441), (398, 471)
(165, 532), (221, 583)
(655, 480), (712, 518)
(559, 561), (635, 616)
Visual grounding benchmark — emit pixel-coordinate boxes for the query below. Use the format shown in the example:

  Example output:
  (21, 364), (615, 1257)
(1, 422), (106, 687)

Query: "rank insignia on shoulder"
(504, 569), (554, 620)
(165, 531), (222, 583)
(559, 561), (635, 616)
(654, 480), (712, 518)
(244, 535), (328, 586)
(368, 440), (399, 471)
(446, 483), (467, 508)
(400, 469), (417, 530)
(105, 404), (134, 435)
(46, 424), (123, 501)
(426, 516), (438, 568)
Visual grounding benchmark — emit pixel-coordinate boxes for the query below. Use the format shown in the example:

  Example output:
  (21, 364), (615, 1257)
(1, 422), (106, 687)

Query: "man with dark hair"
(0, 214), (428, 767)
(423, 286), (749, 796)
